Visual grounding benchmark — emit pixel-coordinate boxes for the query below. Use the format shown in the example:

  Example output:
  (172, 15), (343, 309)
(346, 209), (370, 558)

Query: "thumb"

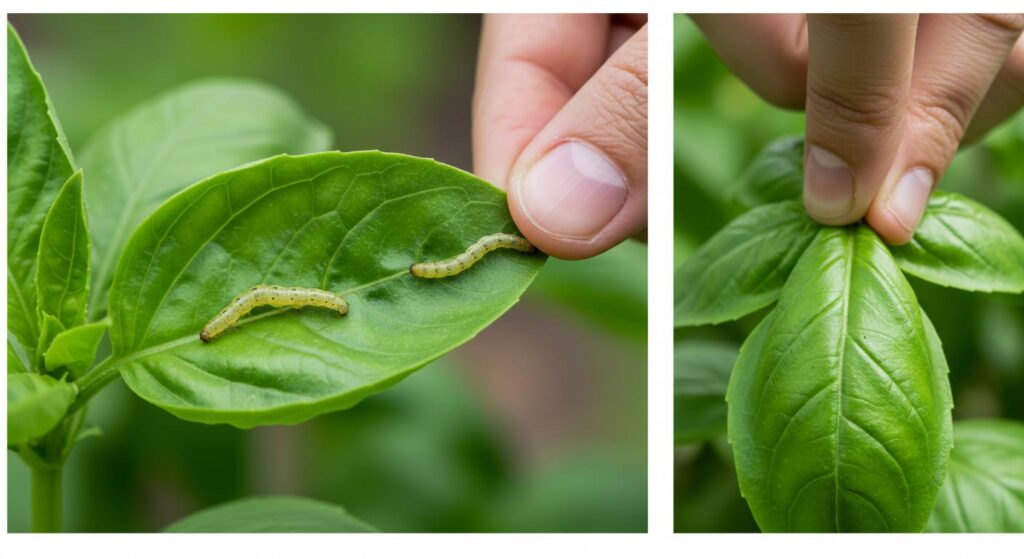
(507, 25), (647, 259)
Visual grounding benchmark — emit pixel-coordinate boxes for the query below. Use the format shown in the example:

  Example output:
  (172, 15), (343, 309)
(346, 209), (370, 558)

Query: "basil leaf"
(731, 135), (804, 209)
(927, 419), (1024, 533)
(675, 201), (818, 327)
(107, 152), (544, 428)
(892, 191), (1024, 294)
(35, 171), (90, 331)
(7, 373), (78, 445)
(163, 496), (376, 533)
(9, 341), (30, 374)
(7, 23), (76, 366)
(36, 313), (65, 372)
(43, 320), (109, 377)
(728, 226), (953, 532)
(675, 338), (737, 445)
(81, 78), (333, 320)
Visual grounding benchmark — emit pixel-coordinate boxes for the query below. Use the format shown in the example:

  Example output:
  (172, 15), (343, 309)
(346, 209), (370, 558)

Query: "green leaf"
(675, 201), (818, 327)
(44, 320), (109, 377)
(7, 373), (78, 445)
(892, 191), (1024, 293)
(728, 226), (953, 532)
(9, 341), (30, 374)
(927, 420), (1024, 533)
(730, 135), (804, 210)
(675, 339), (737, 445)
(36, 313), (65, 371)
(107, 152), (544, 428)
(163, 496), (377, 533)
(35, 170), (91, 331)
(7, 23), (77, 366)
(81, 78), (333, 320)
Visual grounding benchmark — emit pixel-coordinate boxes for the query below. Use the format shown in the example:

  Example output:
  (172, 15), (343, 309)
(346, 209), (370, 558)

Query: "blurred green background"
(7, 14), (647, 533)
(674, 14), (1024, 533)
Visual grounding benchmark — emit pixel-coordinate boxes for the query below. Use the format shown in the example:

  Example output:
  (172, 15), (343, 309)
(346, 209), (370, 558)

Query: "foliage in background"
(674, 15), (1024, 533)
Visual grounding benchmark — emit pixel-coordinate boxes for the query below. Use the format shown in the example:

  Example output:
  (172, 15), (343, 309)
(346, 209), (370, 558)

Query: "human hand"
(693, 14), (1024, 244)
(473, 14), (647, 259)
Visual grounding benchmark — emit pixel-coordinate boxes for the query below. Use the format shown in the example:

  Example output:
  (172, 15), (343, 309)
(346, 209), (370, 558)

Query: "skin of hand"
(472, 14), (648, 259)
(692, 14), (1024, 245)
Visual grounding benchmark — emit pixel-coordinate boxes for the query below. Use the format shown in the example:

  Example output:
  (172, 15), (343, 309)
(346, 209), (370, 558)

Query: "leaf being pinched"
(108, 152), (544, 428)
(728, 227), (952, 532)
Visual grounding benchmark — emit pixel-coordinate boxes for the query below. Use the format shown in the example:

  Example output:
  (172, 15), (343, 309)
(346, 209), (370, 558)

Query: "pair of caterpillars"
(200, 233), (535, 342)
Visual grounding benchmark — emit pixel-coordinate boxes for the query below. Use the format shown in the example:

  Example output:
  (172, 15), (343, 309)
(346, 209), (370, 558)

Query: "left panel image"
(6, 13), (648, 533)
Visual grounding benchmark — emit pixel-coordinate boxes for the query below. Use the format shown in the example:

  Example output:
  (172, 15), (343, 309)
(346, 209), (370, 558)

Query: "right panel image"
(674, 14), (1024, 533)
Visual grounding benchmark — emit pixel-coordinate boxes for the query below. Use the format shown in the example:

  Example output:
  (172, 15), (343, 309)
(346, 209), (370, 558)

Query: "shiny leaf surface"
(35, 171), (90, 331)
(7, 23), (76, 366)
(675, 201), (818, 327)
(107, 152), (544, 427)
(892, 191), (1024, 293)
(728, 227), (953, 532)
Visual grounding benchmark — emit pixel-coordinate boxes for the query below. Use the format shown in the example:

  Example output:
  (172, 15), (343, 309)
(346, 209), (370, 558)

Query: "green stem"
(70, 355), (119, 414)
(30, 464), (63, 532)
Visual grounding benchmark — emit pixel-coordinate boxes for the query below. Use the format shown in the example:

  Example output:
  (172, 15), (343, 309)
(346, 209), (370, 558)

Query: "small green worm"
(410, 233), (535, 279)
(200, 285), (348, 343)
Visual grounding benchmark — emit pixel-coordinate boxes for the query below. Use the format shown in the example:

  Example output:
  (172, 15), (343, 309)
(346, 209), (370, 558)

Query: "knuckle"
(592, 60), (648, 148)
(974, 13), (1024, 34)
(807, 78), (905, 130)
(910, 89), (973, 147)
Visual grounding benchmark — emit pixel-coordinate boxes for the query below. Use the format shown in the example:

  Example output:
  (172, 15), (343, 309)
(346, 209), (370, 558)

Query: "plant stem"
(30, 464), (63, 532)
(69, 355), (118, 414)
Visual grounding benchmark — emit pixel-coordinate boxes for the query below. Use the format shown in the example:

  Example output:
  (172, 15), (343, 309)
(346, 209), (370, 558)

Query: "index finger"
(472, 14), (610, 188)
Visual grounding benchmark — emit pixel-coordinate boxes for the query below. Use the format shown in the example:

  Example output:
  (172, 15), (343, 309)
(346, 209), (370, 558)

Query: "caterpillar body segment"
(200, 285), (348, 343)
(410, 233), (535, 279)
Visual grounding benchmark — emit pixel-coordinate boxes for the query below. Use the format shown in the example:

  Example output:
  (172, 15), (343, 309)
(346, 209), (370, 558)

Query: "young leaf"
(8, 373), (78, 446)
(81, 78), (334, 320)
(728, 226), (953, 532)
(675, 339), (738, 445)
(892, 191), (1024, 293)
(44, 320), (109, 377)
(7, 23), (76, 365)
(730, 135), (804, 210)
(927, 420), (1024, 533)
(35, 171), (90, 331)
(675, 201), (818, 327)
(36, 313), (65, 372)
(163, 496), (377, 533)
(106, 152), (545, 428)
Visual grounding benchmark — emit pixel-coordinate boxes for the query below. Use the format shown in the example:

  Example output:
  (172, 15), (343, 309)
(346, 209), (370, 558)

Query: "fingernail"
(516, 141), (628, 239)
(805, 145), (855, 219)
(887, 167), (934, 233)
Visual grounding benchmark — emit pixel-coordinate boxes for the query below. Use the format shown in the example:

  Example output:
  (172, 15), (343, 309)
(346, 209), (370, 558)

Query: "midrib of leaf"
(54, 196), (83, 325)
(130, 167), (464, 350)
(833, 228), (854, 532)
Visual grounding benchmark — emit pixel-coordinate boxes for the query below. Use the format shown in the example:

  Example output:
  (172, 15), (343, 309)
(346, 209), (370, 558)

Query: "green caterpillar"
(410, 233), (535, 278)
(200, 285), (348, 343)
